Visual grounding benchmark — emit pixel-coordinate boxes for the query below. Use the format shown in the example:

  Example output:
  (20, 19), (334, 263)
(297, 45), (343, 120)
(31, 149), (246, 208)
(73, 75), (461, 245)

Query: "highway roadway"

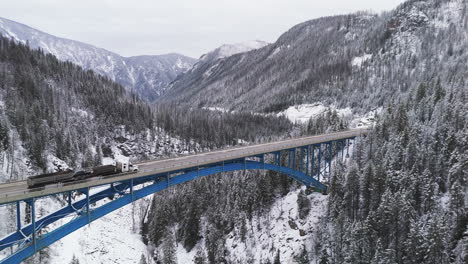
(0, 128), (368, 205)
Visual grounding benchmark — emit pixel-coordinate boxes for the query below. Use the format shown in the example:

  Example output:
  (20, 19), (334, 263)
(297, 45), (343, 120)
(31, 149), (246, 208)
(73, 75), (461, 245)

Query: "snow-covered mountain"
(0, 17), (197, 101)
(161, 0), (468, 114)
(199, 40), (269, 62)
(157, 40), (268, 96)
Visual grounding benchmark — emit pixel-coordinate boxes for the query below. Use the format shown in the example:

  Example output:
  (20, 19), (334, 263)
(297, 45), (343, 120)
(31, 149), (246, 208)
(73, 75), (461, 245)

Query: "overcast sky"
(1, 0), (405, 58)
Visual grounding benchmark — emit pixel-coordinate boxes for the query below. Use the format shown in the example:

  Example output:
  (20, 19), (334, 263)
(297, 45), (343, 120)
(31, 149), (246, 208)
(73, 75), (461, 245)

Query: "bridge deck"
(0, 128), (367, 205)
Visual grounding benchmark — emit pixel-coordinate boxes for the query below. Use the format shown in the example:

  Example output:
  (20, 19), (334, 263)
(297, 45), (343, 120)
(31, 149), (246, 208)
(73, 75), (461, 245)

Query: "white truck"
(116, 162), (139, 173)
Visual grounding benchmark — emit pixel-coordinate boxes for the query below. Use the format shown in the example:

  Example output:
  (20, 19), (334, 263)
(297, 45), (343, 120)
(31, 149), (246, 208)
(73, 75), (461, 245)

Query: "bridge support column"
(352, 138), (356, 160)
(306, 146), (309, 176)
(261, 154), (265, 169)
(311, 145), (315, 178)
(16, 201), (21, 231)
(276, 152), (280, 166)
(317, 144), (322, 182)
(85, 188), (90, 224)
(330, 142), (333, 175)
(292, 149), (296, 170)
(346, 138), (350, 157)
(130, 179), (134, 202)
(299, 148), (303, 172)
(341, 140), (344, 161)
(328, 142), (332, 176)
(67, 191), (72, 206)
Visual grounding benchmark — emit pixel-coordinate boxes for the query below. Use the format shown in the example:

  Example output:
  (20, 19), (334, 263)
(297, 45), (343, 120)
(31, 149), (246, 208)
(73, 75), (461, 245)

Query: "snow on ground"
(147, 186), (329, 264)
(278, 103), (352, 124)
(352, 53), (372, 67)
(175, 243), (197, 264)
(0, 181), (152, 264)
(70, 107), (92, 119)
(167, 188), (328, 263)
(349, 107), (381, 128)
(432, 0), (465, 29)
(49, 197), (151, 264)
(225, 189), (327, 263)
(214, 40), (269, 60)
(278, 102), (380, 128)
(202, 106), (231, 113)
(199, 40), (268, 64)
(45, 154), (70, 172)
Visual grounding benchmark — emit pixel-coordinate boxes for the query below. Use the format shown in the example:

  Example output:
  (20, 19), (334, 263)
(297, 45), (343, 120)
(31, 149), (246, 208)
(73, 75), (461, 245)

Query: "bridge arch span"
(0, 160), (326, 264)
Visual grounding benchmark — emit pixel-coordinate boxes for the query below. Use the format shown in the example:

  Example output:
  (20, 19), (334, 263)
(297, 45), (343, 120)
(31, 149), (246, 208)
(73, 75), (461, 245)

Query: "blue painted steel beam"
(292, 149), (296, 170)
(30, 199), (35, 252)
(311, 145), (315, 178)
(343, 140), (346, 160)
(299, 148), (303, 173)
(16, 201), (21, 231)
(328, 142), (331, 175)
(330, 142), (333, 174)
(317, 144), (322, 182)
(347, 138), (350, 156)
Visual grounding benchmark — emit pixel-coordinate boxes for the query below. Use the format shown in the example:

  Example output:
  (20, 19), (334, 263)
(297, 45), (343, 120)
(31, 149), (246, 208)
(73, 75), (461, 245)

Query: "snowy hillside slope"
(153, 189), (328, 264)
(161, 0), (468, 115)
(222, 190), (327, 263)
(278, 102), (380, 128)
(199, 40), (269, 62)
(159, 40), (268, 96)
(0, 17), (196, 101)
(48, 196), (152, 264)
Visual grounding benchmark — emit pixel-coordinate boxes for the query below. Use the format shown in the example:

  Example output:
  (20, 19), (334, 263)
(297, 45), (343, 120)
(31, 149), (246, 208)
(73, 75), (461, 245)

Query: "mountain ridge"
(0, 16), (197, 101)
(160, 0), (468, 114)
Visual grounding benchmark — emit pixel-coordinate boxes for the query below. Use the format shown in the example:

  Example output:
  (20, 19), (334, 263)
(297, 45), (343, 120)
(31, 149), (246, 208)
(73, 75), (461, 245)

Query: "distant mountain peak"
(0, 16), (197, 101)
(200, 40), (269, 61)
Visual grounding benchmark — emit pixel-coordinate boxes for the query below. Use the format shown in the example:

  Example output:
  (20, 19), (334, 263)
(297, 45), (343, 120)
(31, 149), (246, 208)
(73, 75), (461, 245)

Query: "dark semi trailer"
(27, 169), (75, 188)
(26, 162), (140, 189)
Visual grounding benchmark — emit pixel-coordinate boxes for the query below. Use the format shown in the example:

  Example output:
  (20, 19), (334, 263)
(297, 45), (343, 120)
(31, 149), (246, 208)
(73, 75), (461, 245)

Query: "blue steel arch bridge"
(0, 128), (368, 263)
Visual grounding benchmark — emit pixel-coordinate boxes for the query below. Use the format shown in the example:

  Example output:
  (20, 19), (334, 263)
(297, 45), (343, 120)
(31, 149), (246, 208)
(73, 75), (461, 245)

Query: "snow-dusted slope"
(49, 197), (152, 264)
(199, 40), (269, 62)
(223, 190), (327, 263)
(161, 0), (468, 114)
(158, 40), (268, 96)
(0, 17), (196, 101)
(151, 188), (328, 264)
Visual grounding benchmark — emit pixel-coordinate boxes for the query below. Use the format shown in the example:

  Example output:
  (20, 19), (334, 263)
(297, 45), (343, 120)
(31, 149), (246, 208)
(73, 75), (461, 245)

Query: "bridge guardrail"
(134, 127), (369, 165)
